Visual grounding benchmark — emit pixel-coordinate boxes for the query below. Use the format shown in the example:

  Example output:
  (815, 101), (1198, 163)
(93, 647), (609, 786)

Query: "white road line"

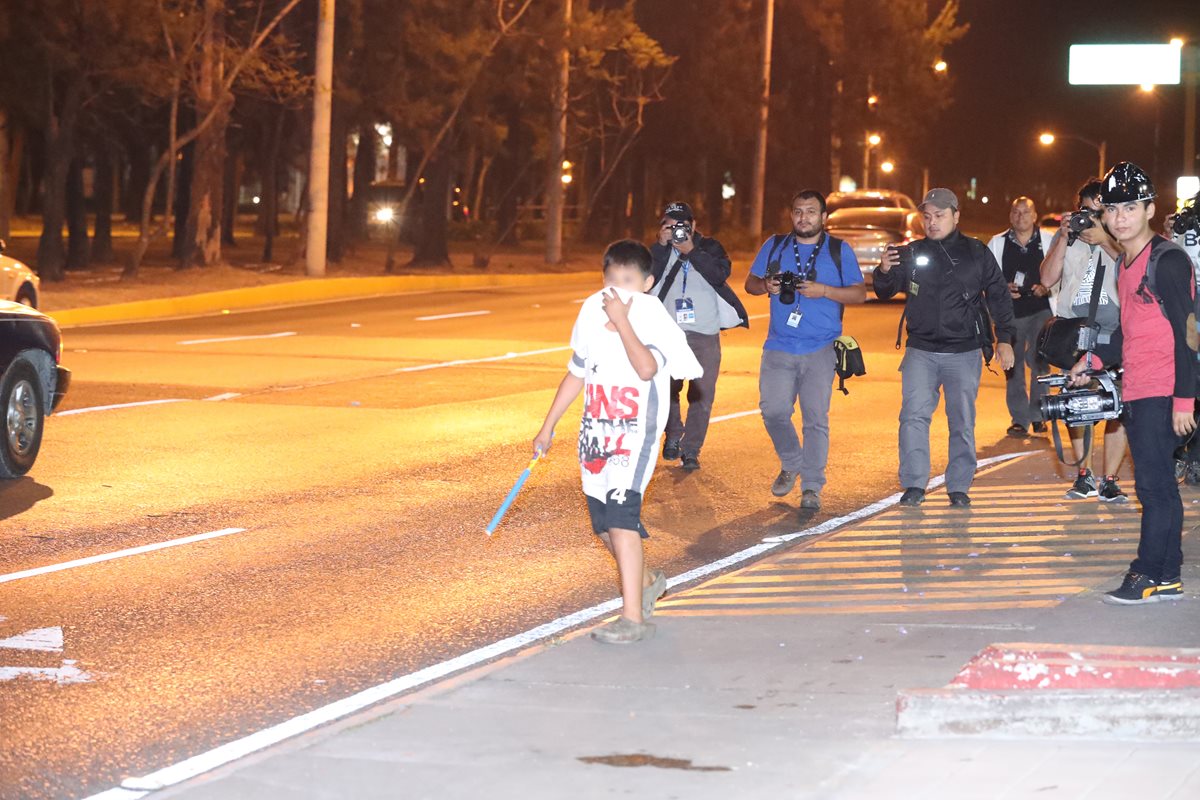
(57, 399), (188, 417)
(178, 332), (297, 346)
(415, 310), (491, 322)
(710, 409), (758, 424)
(203, 392), (242, 402)
(395, 346), (571, 373)
(76, 451), (1040, 800)
(0, 528), (247, 585)
(748, 313), (770, 320)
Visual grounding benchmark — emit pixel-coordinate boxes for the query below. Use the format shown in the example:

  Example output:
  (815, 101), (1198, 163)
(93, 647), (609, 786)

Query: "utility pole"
(306, 0), (335, 277)
(749, 0), (774, 238)
(1185, 45), (1198, 179)
(545, 0), (571, 265)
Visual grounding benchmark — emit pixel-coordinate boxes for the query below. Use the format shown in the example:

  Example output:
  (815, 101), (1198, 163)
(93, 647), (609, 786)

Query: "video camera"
(1172, 203), (1199, 236)
(1037, 367), (1122, 427)
(1066, 209), (1098, 246)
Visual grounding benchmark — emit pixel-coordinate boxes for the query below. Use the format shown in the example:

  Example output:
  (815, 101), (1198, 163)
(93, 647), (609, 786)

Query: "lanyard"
(791, 232), (825, 283)
(680, 261), (689, 295)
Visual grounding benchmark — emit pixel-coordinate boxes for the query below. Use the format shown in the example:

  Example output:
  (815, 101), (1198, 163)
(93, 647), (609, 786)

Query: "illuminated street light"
(374, 206), (395, 223)
(880, 160), (895, 173)
(562, 160), (573, 170)
(1039, 130), (1106, 176)
(933, 60), (948, 73)
(863, 133), (882, 188)
(867, 133), (882, 146)
(1140, 83), (1156, 93)
(867, 95), (878, 108)
(561, 174), (573, 185)
(1171, 37), (1185, 48)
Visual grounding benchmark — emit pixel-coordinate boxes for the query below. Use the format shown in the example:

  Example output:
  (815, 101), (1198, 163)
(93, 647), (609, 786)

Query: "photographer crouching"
(874, 188), (1016, 508)
(1070, 163), (1198, 604)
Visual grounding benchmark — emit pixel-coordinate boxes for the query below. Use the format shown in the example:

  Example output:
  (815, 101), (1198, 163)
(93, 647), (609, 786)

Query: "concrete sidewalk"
(152, 450), (1200, 800)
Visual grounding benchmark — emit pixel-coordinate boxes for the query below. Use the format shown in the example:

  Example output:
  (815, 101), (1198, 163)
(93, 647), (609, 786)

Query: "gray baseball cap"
(919, 188), (959, 211)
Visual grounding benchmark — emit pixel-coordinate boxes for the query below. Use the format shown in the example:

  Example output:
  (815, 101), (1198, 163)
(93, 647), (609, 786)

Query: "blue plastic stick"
(485, 450), (545, 536)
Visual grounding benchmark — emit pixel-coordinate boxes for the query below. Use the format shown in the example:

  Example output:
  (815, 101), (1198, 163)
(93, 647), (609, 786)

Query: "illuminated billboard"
(1069, 43), (1182, 85)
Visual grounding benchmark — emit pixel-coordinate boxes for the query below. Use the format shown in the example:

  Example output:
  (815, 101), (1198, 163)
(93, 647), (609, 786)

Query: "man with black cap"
(1084, 162), (1198, 604)
(649, 201), (748, 472)
(874, 188), (1016, 508)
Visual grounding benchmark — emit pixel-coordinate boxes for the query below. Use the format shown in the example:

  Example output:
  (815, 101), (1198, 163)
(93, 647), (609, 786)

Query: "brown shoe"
(591, 616), (656, 644)
(642, 570), (667, 618)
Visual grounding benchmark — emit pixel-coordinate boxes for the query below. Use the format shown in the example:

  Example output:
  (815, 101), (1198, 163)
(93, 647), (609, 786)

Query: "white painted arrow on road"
(0, 625), (94, 684)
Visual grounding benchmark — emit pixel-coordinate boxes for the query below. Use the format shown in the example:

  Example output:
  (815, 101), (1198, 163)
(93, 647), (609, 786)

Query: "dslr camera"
(766, 262), (804, 305)
(670, 220), (693, 244)
(891, 242), (931, 270)
(1172, 203), (1199, 236)
(1066, 209), (1097, 245)
(1037, 367), (1122, 427)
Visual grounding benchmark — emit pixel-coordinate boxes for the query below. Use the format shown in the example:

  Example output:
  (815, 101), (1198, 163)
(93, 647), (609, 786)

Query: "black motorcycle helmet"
(1100, 161), (1156, 205)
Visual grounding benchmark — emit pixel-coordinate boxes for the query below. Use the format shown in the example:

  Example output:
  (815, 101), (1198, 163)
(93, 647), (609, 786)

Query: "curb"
(49, 272), (592, 328)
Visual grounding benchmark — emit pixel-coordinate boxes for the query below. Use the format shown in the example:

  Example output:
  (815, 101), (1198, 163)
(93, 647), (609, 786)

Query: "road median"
(50, 272), (592, 328)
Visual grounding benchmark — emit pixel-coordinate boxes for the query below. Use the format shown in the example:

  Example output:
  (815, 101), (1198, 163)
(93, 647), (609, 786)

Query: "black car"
(0, 300), (70, 477)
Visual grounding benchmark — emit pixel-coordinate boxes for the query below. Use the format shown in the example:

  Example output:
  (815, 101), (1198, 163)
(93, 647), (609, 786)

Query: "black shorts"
(585, 489), (648, 539)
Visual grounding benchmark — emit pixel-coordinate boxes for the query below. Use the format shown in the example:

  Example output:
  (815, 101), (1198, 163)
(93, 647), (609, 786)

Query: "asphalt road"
(0, 278), (1030, 799)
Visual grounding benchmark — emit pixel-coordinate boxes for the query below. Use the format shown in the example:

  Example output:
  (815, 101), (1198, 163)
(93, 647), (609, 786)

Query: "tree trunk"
(181, 0), (228, 268)
(348, 123), (375, 244)
(326, 99), (347, 263)
(260, 108), (284, 261)
(409, 154), (451, 266)
(37, 79), (83, 282)
(92, 148), (116, 263)
(124, 140), (151, 220)
(173, 140), (194, 259)
(65, 156), (90, 270)
(0, 109), (12, 240)
(222, 133), (240, 247)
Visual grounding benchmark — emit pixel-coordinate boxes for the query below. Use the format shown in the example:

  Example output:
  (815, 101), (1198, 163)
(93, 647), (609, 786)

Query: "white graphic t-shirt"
(567, 287), (703, 500)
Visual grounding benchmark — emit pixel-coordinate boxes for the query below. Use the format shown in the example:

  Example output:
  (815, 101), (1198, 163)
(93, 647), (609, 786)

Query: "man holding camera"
(1078, 163), (1197, 604)
(650, 201), (748, 472)
(1040, 179), (1128, 502)
(874, 188), (1015, 508)
(744, 190), (866, 511)
(986, 197), (1055, 439)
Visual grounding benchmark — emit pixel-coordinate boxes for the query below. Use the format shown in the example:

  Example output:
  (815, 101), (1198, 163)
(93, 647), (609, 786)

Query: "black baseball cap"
(663, 201), (694, 222)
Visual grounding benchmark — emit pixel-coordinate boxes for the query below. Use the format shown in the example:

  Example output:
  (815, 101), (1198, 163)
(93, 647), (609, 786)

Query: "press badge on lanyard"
(787, 309), (803, 327)
(675, 263), (696, 324)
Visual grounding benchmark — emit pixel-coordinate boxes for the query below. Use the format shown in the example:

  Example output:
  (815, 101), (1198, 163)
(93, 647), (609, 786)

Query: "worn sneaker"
(1065, 469), (1098, 499)
(1031, 422), (1048, 434)
(1098, 476), (1129, 503)
(681, 455), (700, 472)
(899, 487), (926, 507)
(771, 470), (798, 497)
(662, 439), (681, 460)
(591, 616), (656, 644)
(948, 492), (971, 507)
(1006, 423), (1028, 438)
(1156, 576), (1184, 599)
(800, 490), (821, 510)
(1102, 571), (1163, 605)
(1186, 463), (1200, 486)
(642, 570), (667, 619)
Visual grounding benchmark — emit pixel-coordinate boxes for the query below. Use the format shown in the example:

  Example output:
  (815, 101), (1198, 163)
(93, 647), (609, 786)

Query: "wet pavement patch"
(578, 754), (732, 772)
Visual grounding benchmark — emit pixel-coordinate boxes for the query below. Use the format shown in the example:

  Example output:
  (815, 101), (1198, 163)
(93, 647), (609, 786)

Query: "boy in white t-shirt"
(533, 240), (702, 644)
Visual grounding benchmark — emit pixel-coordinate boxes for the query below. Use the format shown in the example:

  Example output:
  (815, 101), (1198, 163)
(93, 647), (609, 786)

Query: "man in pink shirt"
(1083, 163), (1199, 604)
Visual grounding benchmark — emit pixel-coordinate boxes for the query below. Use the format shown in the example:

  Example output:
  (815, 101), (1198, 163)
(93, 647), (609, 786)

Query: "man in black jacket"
(874, 188), (1016, 507)
(650, 201), (748, 471)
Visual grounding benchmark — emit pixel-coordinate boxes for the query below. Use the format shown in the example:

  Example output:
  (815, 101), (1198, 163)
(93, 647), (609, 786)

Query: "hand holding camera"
(880, 245), (901, 272)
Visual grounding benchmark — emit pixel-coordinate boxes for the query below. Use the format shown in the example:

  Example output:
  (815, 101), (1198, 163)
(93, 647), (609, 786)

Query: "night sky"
(936, 0), (1198, 214)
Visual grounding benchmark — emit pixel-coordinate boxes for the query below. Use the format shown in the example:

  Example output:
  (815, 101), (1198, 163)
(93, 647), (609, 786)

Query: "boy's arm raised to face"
(602, 289), (659, 381)
(534, 372), (584, 456)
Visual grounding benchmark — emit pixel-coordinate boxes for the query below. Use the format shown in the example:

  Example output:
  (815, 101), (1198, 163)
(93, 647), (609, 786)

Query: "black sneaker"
(662, 439), (681, 460)
(1102, 571), (1163, 605)
(1065, 469), (1097, 500)
(1006, 423), (1028, 438)
(948, 492), (971, 507)
(1098, 476), (1129, 504)
(1031, 422), (1047, 434)
(681, 455), (700, 472)
(1157, 576), (1184, 599)
(899, 487), (925, 507)
(771, 470), (798, 497)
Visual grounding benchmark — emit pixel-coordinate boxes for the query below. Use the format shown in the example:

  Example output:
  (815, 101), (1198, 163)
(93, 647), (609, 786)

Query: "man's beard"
(793, 223), (822, 238)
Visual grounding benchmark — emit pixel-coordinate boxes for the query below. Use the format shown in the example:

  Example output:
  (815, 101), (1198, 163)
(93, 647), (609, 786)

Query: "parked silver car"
(0, 239), (39, 307)
(826, 207), (924, 288)
(825, 190), (917, 215)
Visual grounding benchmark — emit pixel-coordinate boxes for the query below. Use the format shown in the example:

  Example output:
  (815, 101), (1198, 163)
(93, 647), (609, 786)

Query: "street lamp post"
(862, 132), (881, 190)
(1039, 131), (1107, 178)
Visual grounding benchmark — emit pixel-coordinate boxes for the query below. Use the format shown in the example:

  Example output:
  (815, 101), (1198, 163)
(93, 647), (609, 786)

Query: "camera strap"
(791, 232), (826, 284)
(1049, 419), (1093, 469)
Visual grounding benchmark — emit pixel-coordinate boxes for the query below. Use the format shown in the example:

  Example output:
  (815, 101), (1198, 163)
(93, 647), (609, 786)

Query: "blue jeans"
(1124, 397), (1184, 581)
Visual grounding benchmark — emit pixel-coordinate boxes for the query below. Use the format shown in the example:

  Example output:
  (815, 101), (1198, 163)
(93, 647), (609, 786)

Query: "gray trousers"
(758, 345), (836, 492)
(666, 331), (722, 457)
(1005, 309), (1052, 427)
(899, 348), (982, 495)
